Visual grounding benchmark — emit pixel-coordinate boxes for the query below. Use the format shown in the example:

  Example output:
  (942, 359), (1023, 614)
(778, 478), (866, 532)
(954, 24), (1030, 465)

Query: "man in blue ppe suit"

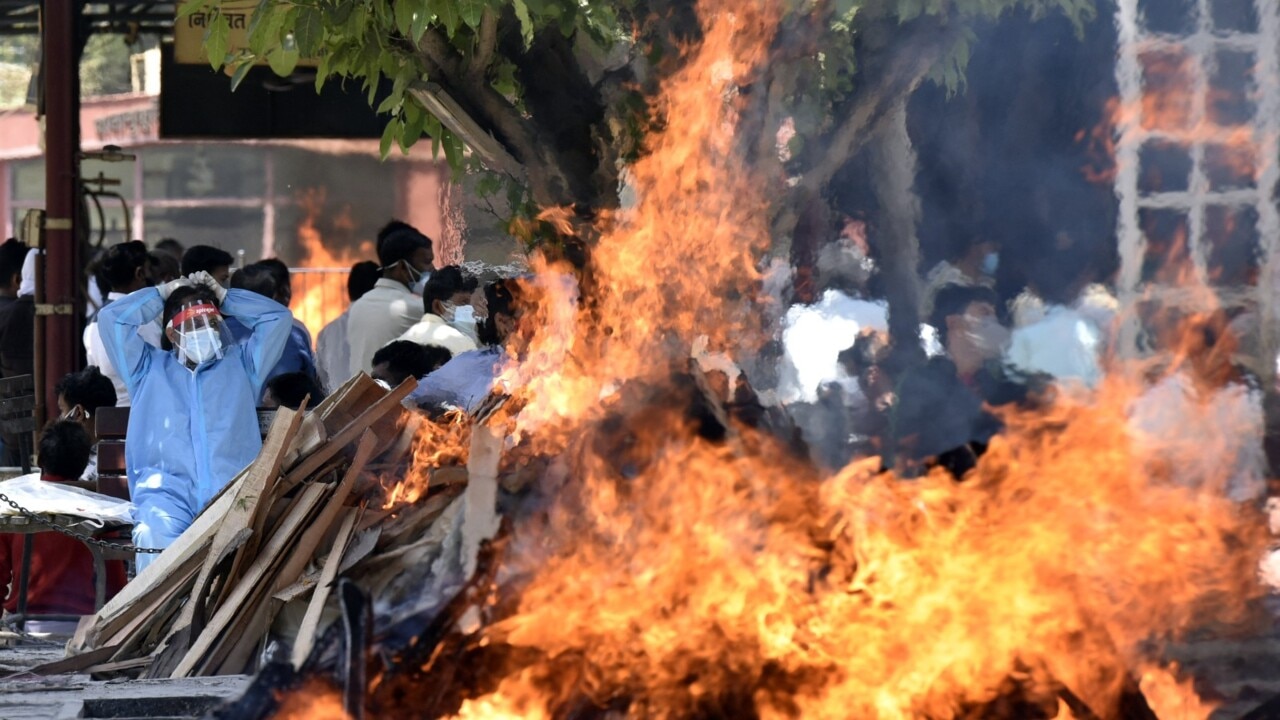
(99, 270), (290, 570)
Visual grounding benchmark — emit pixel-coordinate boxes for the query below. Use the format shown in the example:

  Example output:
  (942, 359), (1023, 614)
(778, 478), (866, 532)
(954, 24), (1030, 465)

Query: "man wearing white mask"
(347, 225), (435, 377)
(99, 271), (290, 567)
(891, 284), (1037, 478)
(396, 265), (478, 357)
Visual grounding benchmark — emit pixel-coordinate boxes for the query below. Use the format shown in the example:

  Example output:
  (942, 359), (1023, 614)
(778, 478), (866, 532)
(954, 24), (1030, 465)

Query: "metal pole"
(40, 0), (82, 420)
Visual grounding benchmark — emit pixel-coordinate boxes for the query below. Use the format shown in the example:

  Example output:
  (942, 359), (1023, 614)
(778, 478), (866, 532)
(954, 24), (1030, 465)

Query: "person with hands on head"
(98, 270), (291, 569)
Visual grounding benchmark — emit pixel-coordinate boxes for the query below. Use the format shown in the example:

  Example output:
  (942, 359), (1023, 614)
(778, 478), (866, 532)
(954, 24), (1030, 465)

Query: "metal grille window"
(1112, 0), (1280, 358)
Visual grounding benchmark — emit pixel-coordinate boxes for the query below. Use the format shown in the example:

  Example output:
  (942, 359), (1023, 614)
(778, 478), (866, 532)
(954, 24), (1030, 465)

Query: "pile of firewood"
(49, 374), (496, 680)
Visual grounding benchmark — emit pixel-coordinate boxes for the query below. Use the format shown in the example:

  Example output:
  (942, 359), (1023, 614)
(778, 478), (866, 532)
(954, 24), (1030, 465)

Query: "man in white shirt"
(396, 265), (478, 357)
(83, 241), (160, 406)
(347, 224), (435, 377)
(316, 260), (381, 393)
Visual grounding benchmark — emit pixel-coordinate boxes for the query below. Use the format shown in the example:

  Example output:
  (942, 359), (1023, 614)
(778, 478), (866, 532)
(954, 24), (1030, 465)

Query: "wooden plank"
(173, 407), (304, 642)
(291, 509), (359, 668)
(227, 407), (308, 599)
(462, 423), (504, 578)
(276, 378), (416, 497)
(30, 644), (121, 675)
(86, 656), (153, 676)
(169, 481), (332, 678)
(76, 461), (252, 651)
(213, 431), (378, 675)
(408, 83), (523, 177)
(78, 536), (207, 652)
(102, 555), (202, 661)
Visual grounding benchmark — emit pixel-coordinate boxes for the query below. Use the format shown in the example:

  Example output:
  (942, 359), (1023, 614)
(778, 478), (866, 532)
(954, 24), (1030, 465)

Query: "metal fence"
(289, 267), (351, 344)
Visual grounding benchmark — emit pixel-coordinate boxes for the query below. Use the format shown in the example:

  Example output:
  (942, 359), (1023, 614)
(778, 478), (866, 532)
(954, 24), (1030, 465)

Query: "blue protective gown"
(99, 288), (290, 568)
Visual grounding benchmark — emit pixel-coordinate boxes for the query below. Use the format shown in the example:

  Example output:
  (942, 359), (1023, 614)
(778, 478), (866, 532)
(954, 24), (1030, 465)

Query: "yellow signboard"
(174, 1), (316, 69)
(174, 0), (257, 65)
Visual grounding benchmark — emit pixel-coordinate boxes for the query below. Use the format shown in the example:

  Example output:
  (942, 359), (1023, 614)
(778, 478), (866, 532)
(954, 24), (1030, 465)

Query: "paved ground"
(0, 644), (248, 720)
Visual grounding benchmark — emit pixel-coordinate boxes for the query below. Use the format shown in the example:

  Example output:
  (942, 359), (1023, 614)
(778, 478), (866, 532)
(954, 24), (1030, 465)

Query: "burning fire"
(1078, 48), (1260, 188)
(375, 2), (1270, 719)
(290, 188), (375, 341)
(382, 410), (472, 509)
(274, 678), (347, 720)
(257, 2), (1280, 718)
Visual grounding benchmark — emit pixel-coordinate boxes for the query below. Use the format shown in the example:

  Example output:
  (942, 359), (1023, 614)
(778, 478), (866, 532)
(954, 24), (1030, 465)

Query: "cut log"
(462, 423), (504, 578)
(172, 408), (304, 651)
(170, 481), (331, 678)
(292, 509), (360, 668)
(276, 378), (416, 497)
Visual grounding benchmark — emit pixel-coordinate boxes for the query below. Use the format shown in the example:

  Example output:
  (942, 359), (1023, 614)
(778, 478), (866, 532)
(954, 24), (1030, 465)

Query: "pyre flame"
(315, 2), (1276, 718)
(435, 2), (1271, 718)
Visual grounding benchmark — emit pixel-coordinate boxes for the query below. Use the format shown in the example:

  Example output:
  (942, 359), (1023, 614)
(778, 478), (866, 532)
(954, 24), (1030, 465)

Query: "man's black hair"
(378, 226), (433, 269)
(348, 260), (380, 302)
(146, 250), (180, 285)
(422, 265), (477, 314)
(266, 372), (324, 410)
(477, 279), (521, 346)
(55, 366), (117, 416)
(39, 420), (92, 480)
(257, 258), (291, 303)
(930, 284), (999, 348)
(376, 220), (415, 254)
(0, 238), (27, 288)
(230, 262), (278, 300)
(180, 245), (234, 277)
(372, 340), (452, 383)
(161, 285), (222, 351)
(101, 240), (149, 291)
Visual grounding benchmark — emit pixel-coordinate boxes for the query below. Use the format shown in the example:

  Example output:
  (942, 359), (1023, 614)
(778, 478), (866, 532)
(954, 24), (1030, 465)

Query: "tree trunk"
(868, 101), (926, 372)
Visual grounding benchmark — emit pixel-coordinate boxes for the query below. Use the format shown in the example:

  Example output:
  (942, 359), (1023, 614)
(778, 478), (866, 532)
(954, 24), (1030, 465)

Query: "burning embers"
(271, 3), (1273, 719)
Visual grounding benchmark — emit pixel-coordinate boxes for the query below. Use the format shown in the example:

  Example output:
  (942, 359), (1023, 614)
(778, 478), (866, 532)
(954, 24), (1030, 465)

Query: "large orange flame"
(430, 3), (1271, 718)
(290, 188), (375, 341)
(269, 4), (1275, 719)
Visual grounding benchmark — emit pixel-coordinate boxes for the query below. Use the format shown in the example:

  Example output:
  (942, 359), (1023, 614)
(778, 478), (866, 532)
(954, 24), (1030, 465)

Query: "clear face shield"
(169, 300), (232, 368)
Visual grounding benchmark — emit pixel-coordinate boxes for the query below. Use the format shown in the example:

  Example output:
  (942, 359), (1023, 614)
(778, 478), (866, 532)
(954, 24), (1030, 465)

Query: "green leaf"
(512, 0), (533, 46)
(490, 59), (518, 98)
(441, 128), (464, 171)
(205, 13), (230, 70)
(268, 41), (300, 76)
(315, 53), (330, 93)
(177, 0), (213, 20)
(394, 0), (415, 36)
(294, 6), (324, 57)
(379, 118), (399, 159)
(229, 59), (253, 91)
(428, 0), (461, 36)
(402, 101), (427, 147)
(458, 0), (485, 29)
(410, 5), (433, 42)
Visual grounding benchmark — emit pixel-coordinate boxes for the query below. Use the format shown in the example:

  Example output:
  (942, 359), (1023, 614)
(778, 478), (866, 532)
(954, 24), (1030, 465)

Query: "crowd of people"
(0, 217), (1265, 630)
(802, 230), (1266, 498)
(0, 220), (529, 622)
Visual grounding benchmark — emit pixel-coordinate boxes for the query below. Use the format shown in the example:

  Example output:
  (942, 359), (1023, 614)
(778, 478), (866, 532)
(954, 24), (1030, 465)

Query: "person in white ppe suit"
(99, 271), (291, 570)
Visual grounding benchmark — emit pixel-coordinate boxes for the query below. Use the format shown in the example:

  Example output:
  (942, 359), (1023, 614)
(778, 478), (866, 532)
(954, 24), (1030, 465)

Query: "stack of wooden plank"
(56, 375), (474, 679)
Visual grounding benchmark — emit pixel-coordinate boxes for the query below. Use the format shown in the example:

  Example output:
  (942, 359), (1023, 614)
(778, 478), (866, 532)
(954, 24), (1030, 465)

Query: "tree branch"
(798, 20), (957, 197)
(470, 8), (498, 81)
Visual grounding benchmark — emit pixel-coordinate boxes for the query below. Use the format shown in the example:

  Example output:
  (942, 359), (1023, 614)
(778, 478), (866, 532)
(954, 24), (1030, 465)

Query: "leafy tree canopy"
(181, 0), (1094, 233)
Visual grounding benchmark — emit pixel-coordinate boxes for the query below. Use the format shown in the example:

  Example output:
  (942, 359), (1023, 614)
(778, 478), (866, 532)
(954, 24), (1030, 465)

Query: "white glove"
(187, 270), (228, 303)
(158, 277), (191, 300)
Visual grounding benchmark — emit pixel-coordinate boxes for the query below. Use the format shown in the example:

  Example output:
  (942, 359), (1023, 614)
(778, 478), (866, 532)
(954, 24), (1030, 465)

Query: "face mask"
(439, 302), (474, 324)
(965, 315), (1009, 359)
(179, 327), (223, 366)
(401, 260), (429, 294)
(982, 252), (999, 276)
